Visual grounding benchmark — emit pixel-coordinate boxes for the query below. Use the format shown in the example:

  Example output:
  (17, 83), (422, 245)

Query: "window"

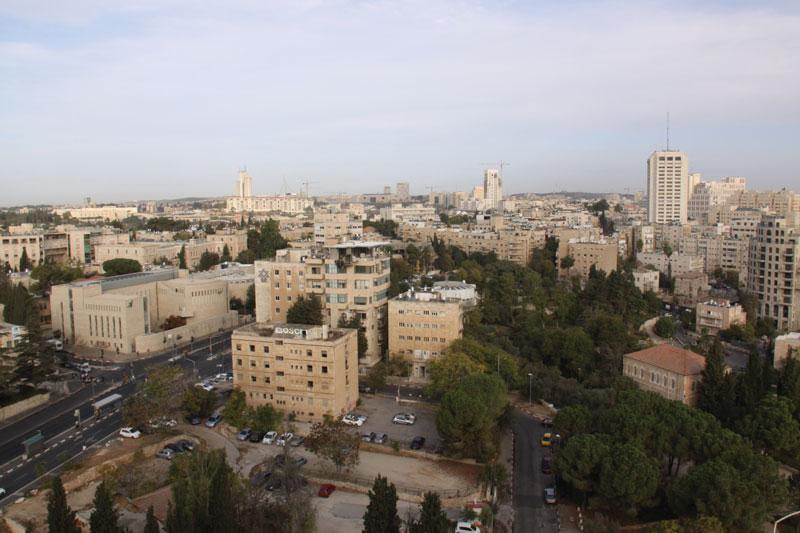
(275, 296), (280, 301)
(277, 371), (285, 376)
(264, 377), (271, 384)
(263, 362), (270, 368)
(307, 350), (313, 357)
(275, 308), (280, 313)
(250, 376), (256, 382)
(276, 340), (283, 345)
(276, 356), (284, 361)
(250, 360), (256, 368)
(236, 344), (242, 351)
(236, 359), (242, 366)
(277, 386), (285, 392)
(249, 345), (255, 352)
(274, 282), (280, 288)
(263, 346), (270, 353)
(307, 365), (313, 372)
(322, 366), (328, 374)
(321, 351), (328, 358)
(307, 381), (314, 389)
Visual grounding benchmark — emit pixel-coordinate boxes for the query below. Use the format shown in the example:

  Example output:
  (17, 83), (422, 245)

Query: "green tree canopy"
(408, 491), (452, 533)
(304, 417), (361, 472)
(220, 244), (232, 262)
(102, 258), (142, 276)
(48, 476), (78, 533)
(246, 219), (287, 259)
(363, 475), (402, 533)
(738, 395), (800, 455)
(89, 481), (120, 533)
(197, 251), (220, 271)
(425, 351), (486, 396)
(654, 316), (676, 338)
(286, 295), (324, 325)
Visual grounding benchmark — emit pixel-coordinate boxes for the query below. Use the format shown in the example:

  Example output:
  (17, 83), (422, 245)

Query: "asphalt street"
(513, 410), (559, 533)
(0, 332), (233, 506)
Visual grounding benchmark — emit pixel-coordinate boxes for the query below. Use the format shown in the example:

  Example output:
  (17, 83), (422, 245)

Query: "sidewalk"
(496, 424), (514, 532)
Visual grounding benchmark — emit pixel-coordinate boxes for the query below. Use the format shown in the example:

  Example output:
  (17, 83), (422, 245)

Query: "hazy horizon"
(2, 0), (799, 206)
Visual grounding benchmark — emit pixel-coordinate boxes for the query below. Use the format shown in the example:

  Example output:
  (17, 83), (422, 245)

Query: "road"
(0, 332), (233, 507)
(513, 410), (559, 533)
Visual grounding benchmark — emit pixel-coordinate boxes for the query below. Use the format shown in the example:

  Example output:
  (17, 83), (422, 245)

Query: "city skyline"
(2, 0), (799, 206)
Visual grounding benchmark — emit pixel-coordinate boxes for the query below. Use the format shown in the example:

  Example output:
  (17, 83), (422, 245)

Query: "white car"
(195, 381), (215, 391)
(276, 432), (293, 446)
(342, 414), (365, 426)
(0, 488), (6, 498)
(455, 522), (481, 533)
(392, 413), (416, 425)
(262, 431), (278, 444)
(119, 427), (142, 439)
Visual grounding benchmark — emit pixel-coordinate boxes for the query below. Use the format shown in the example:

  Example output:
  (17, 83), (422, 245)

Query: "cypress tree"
(178, 245), (187, 269)
(144, 506), (159, 533)
(48, 476), (78, 533)
(363, 475), (401, 533)
(410, 491), (451, 533)
(221, 244), (232, 263)
(19, 248), (32, 271)
(90, 481), (119, 533)
(698, 337), (726, 420)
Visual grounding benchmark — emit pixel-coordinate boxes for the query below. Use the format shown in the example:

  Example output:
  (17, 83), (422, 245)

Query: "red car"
(542, 456), (552, 474)
(318, 483), (336, 498)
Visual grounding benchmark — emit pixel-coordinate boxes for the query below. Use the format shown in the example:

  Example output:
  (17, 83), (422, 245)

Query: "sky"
(1, 0), (799, 206)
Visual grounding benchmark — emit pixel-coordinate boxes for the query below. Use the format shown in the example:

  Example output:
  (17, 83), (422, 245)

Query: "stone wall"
(0, 392), (50, 422)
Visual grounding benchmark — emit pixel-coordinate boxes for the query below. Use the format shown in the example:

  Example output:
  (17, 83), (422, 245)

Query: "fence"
(304, 467), (478, 498)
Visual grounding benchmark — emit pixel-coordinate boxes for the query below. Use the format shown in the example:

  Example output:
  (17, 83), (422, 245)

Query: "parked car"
(455, 522), (481, 533)
(277, 432), (293, 446)
(177, 439), (195, 452)
(188, 415), (202, 425)
(251, 471), (271, 487)
(541, 417), (554, 427)
(318, 483), (336, 498)
(156, 448), (175, 460)
(205, 413), (222, 427)
(541, 456), (552, 474)
(249, 431), (266, 443)
(164, 443), (185, 455)
(544, 487), (557, 504)
(392, 413), (416, 425)
(342, 414), (365, 426)
(358, 384), (373, 394)
(237, 428), (252, 441)
(274, 454), (286, 466)
(195, 381), (215, 392)
(262, 431), (278, 444)
(362, 431), (376, 442)
(373, 433), (388, 444)
(541, 433), (552, 447)
(0, 488), (7, 498)
(289, 435), (305, 447)
(119, 427), (141, 439)
(294, 457), (308, 466)
(410, 436), (426, 450)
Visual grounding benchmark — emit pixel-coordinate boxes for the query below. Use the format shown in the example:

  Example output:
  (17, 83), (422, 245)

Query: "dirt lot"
(351, 394), (441, 451)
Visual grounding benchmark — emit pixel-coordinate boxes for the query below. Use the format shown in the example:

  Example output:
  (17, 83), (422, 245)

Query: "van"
(47, 339), (64, 351)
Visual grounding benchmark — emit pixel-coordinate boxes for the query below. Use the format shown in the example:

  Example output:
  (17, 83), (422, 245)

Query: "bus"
(92, 393), (123, 416)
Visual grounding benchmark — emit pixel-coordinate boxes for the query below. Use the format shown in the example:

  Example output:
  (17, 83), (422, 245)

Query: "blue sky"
(1, 0), (799, 206)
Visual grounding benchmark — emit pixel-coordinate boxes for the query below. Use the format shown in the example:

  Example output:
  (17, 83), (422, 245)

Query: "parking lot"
(350, 394), (442, 452)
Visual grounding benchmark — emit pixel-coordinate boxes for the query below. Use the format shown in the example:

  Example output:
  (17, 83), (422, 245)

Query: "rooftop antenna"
(666, 112), (670, 151)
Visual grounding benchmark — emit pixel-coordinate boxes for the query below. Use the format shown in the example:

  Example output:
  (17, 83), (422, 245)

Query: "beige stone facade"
(1, 234), (44, 269)
(314, 213), (363, 245)
(400, 225), (545, 265)
(647, 151), (690, 224)
(747, 213), (800, 331)
(254, 242), (391, 369)
(388, 283), (476, 380)
(696, 299), (746, 333)
(774, 332), (800, 369)
(674, 271), (709, 307)
(633, 268), (660, 294)
(207, 233), (248, 260)
(623, 345), (707, 405)
(231, 323), (358, 422)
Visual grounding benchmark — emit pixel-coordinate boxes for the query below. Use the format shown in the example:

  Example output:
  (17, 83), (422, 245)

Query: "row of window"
(397, 323), (440, 329)
(397, 336), (447, 342)
(397, 309), (446, 317)
(235, 345), (329, 358)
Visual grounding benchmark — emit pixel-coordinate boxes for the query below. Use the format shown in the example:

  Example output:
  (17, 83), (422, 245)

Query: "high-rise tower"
(236, 170), (252, 198)
(484, 169), (502, 211)
(647, 151), (689, 224)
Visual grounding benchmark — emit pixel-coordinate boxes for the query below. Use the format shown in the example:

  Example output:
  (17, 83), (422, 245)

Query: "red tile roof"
(624, 344), (706, 376)
(132, 484), (172, 523)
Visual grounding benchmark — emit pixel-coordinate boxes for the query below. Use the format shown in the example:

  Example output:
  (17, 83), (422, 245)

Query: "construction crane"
(301, 181), (319, 198)
(479, 160), (511, 179)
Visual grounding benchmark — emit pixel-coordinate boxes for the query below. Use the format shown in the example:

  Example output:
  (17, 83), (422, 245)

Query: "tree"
(123, 365), (186, 427)
(777, 353), (800, 419)
(654, 316), (676, 338)
(408, 491), (452, 533)
(30, 263), (84, 294)
(249, 403), (283, 433)
(738, 395), (800, 455)
(436, 373), (508, 460)
(12, 319), (56, 389)
(144, 505), (159, 533)
(367, 362), (388, 390)
(338, 314), (368, 358)
(552, 433), (610, 506)
(48, 476), (78, 533)
(698, 337), (727, 420)
(178, 245), (187, 269)
(223, 388), (251, 430)
(425, 351), (486, 396)
(166, 449), (240, 532)
(220, 244), (232, 263)
(89, 481), (120, 533)
(304, 417), (361, 472)
(234, 249), (256, 264)
(248, 219), (288, 259)
(181, 386), (217, 419)
(244, 284), (256, 315)
(102, 258), (142, 276)
(363, 475), (402, 533)
(597, 442), (660, 511)
(161, 315), (187, 330)
(19, 247), (33, 271)
(553, 404), (592, 440)
(286, 295), (323, 325)
(560, 255), (575, 278)
(197, 251), (220, 271)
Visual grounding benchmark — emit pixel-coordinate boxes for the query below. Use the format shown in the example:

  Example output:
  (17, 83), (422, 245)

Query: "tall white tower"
(647, 151), (689, 224)
(483, 169), (502, 211)
(236, 170), (252, 198)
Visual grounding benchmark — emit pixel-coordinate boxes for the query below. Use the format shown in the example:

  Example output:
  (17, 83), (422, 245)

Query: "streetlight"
(773, 510), (800, 533)
(528, 373), (533, 405)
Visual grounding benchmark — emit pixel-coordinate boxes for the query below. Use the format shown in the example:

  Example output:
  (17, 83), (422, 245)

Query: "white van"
(47, 339), (64, 351)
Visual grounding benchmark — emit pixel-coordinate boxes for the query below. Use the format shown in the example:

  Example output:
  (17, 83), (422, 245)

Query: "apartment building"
(379, 204), (437, 223)
(696, 299), (746, 333)
(774, 332), (800, 369)
(94, 240), (221, 270)
(52, 205), (138, 221)
(254, 242), (391, 368)
(638, 252), (704, 276)
(747, 213), (800, 331)
(557, 239), (618, 280)
(207, 233), (248, 260)
(647, 150), (691, 224)
(51, 267), (239, 354)
(0, 321), (26, 349)
(0, 234), (43, 269)
(226, 195), (313, 214)
(314, 213), (363, 245)
(674, 271), (709, 307)
(623, 345), (707, 406)
(231, 323), (358, 422)
(484, 169), (503, 211)
(399, 225), (546, 265)
(688, 177), (746, 221)
(633, 268), (660, 294)
(387, 282), (476, 380)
